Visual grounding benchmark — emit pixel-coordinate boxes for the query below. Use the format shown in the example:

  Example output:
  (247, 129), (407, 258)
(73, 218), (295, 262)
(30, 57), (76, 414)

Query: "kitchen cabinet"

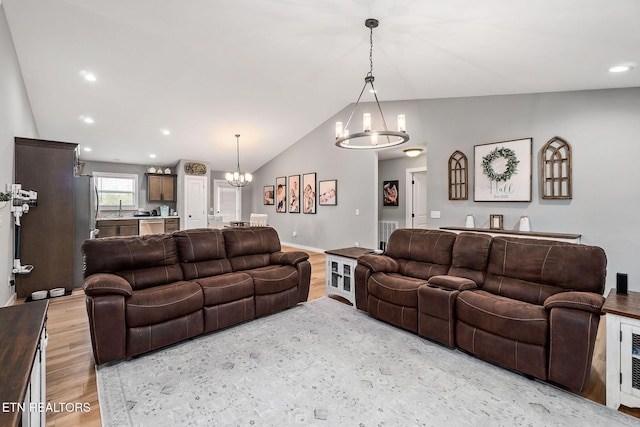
(96, 219), (139, 237)
(164, 218), (180, 233)
(147, 174), (177, 202)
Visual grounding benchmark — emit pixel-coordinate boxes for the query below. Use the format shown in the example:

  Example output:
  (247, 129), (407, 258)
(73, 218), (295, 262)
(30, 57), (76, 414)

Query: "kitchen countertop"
(96, 216), (180, 221)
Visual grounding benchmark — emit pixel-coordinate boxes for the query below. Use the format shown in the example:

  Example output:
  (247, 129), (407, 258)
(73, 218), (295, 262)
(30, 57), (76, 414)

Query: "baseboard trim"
(281, 242), (325, 254)
(4, 292), (16, 307)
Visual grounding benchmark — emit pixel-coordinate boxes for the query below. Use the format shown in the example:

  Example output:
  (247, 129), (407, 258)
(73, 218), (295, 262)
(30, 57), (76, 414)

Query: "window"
(94, 172), (139, 210)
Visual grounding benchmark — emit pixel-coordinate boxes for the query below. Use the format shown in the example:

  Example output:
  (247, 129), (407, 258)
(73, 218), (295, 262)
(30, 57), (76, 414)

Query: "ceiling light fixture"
(83, 117), (94, 124)
(609, 65), (633, 73)
(83, 147), (92, 152)
(84, 73), (97, 82)
(335, 18), (409, 150)
(403, 148), (424, 158)
(149, 153), (157, 158)
(226, 134), (252, 187)
(161, 129), (171, 135)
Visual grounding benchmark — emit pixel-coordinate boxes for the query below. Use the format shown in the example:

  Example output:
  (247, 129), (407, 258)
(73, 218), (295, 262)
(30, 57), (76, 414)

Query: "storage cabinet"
(96, 219), (139, 237)
(164, 218), (180, 233)
(325, 247), (372, 307)
(147, 174), (177, 202)
(603, 289), (640, 410)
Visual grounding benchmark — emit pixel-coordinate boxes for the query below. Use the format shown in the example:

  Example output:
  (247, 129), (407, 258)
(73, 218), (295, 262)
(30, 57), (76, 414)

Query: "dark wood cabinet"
(15, 138), (76, 298)
(147, 174), (176, 202)
(96, 219), (139, 237)
(164, 217), (180, 233)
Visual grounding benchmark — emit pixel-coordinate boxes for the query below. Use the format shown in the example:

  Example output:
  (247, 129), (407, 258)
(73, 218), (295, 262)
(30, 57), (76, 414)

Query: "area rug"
(96, 297), (637, 426)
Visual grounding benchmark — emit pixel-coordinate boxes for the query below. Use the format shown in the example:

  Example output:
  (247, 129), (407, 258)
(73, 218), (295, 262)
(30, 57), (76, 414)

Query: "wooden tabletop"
(602, 289), (640, 320)
(325, 246), (375, 260)
(440, 226), (581, 240)
(0, 300), (48, 427)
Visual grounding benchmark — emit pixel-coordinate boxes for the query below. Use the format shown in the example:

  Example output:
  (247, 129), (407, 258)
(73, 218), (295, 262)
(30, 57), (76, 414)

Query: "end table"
(324, 247), (373, 307)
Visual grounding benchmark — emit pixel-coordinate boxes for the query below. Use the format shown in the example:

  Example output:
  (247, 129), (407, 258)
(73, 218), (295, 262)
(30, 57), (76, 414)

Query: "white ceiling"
(3, 0), (639, 170)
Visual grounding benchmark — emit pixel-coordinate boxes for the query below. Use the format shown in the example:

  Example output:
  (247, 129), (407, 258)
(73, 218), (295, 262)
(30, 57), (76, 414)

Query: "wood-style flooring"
(12, 247), (639, 426)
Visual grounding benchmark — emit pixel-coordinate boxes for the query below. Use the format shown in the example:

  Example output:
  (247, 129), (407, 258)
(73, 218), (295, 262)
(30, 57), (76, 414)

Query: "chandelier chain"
(369, 24), (374, 77)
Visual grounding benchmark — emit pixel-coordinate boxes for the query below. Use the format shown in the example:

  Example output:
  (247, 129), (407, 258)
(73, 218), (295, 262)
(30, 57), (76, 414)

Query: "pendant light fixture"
(226, 134), (252, 187)
(335, 18), (409, 150)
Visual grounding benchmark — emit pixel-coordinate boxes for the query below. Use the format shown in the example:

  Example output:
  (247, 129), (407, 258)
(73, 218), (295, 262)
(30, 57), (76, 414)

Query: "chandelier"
(335, 18), (409, 150)
(226, 134), (252, 187)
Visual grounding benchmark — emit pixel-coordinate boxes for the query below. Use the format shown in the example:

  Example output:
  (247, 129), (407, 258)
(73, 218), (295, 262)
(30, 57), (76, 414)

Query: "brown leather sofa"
(355, 229), (607, 392)
(82, 227), (311, 365)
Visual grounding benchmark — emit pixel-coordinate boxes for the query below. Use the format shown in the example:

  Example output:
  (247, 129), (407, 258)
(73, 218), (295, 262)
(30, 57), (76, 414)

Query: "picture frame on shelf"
(319, 180), (337, 206)
(383, 180), (399, 206)
(489, 214), (504, 230)
(302, 173), (316, 214)
(288, 175), (300, 213)
(275, 177), (286, 213)
(474, 138), (532, 202)
(263, 185), (274, 205)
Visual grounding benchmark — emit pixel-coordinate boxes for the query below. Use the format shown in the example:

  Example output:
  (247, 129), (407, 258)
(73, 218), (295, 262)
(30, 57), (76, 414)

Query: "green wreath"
(482, 147), (519, 182)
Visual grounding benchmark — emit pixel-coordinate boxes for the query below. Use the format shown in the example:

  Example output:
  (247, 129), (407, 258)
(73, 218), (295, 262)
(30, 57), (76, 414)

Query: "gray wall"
(0, 6), (38, 306)
(250, 87), (640, 292)
(378, 155), (426, 226)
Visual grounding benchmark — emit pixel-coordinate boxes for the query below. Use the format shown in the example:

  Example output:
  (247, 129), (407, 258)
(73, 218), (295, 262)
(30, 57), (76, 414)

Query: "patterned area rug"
(96, 297), (637, 426)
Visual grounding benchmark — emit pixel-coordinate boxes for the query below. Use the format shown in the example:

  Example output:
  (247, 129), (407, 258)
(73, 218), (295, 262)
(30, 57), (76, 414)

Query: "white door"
(185, 176), (207, 229)
(406, 168), (428, 228)
(213, 179), (241, 221)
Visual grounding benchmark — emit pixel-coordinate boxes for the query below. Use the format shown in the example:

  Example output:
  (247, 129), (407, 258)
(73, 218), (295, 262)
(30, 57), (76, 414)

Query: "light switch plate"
(430, 210), (441, 219)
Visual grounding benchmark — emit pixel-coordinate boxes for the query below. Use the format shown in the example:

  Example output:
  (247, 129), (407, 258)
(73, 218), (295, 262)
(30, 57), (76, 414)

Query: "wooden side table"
(325, 247), (373, 307)
(603, 289), (640, 410)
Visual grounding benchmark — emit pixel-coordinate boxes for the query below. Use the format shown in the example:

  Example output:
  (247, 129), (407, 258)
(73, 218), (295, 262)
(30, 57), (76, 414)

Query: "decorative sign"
(474, 138), (532, 202)
(184, 162), (207, 175)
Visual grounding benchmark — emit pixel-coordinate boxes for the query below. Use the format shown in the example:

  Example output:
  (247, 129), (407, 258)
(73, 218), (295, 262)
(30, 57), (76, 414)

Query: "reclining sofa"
(82, 226), (311, 365)
(355, 228), (607, 392)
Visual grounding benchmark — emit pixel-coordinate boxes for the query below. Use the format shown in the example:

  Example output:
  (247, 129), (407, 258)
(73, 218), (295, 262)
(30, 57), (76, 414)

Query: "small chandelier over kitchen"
(226, 134), (252, 187)
(335, 18), (409, 150)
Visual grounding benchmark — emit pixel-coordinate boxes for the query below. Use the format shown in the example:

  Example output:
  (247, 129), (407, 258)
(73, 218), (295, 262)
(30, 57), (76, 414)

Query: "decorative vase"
(519, 216), (531, 232)
(465, 214), (475, 228)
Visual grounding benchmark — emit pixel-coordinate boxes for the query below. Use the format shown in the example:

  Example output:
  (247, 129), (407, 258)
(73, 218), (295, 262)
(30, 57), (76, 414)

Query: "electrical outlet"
(9, 277), (14, 288)
(292, 231), (297, 237)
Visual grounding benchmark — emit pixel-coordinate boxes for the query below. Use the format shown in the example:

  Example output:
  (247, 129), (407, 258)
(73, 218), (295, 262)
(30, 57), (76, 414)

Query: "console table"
(603, 289), (640, 410)
(0, 300), (48, 427)
(325, 247), (373, 307)
(440, 226), (581, 243)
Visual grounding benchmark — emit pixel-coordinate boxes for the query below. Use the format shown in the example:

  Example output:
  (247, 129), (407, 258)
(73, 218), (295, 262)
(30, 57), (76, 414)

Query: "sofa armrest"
(357, 254), (399, 273)
(427, 275), (478, 291)
(270, 251), (309, 266)
(83, 273), (133, 297)
(543, 291), (604, 314)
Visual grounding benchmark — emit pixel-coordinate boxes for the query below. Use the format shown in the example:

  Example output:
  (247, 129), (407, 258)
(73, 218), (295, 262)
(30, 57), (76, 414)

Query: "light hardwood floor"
(13, 247), (638, 426)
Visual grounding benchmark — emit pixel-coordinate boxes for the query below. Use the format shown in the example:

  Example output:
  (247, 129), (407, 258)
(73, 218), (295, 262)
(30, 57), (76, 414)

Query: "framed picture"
(263, 185), (274, 205)
(489, 214), (504, 230)
(319, 180), (337, 206)
(383, 180), (399, 206)
(474, 138), (532, 202)
(302, 173), (316, 214)
(275, 177), (287, 213)
(288, 175), (300, 213)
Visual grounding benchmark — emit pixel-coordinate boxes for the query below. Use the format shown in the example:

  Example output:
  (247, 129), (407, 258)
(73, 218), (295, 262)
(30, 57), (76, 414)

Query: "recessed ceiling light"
(80, 70), (97, 82)
(83, 117), (94, 124)
(149, 154), (157, 158)
(609, 65), (633, 73)
(161, 129), (171, 136)
(83, 147), (92, 152)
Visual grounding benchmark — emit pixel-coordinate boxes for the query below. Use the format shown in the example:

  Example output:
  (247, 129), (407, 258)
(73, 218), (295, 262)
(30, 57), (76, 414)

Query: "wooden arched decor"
(542, 136), (572, 199)
(448, 150), (468, 200)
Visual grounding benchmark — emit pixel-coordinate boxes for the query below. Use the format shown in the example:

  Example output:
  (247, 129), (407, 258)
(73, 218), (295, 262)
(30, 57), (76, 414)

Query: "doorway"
(213, 179), (241, 222)
(184, 175), (207, 229)
(406, 167), (427, 228)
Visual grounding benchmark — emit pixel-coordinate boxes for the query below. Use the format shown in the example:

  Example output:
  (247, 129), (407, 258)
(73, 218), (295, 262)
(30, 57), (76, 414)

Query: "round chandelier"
(335, 18), (409, 150)
(226, 134), (252, 187)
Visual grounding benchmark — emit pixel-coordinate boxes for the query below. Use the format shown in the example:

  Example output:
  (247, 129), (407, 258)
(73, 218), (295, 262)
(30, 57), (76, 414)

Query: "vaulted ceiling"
(4, 0), (639, 170)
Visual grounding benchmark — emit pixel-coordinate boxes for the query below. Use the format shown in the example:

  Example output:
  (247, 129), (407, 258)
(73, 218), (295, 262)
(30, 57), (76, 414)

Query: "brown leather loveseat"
(82, 226), (311, 365)
(355, 229), (606, 392)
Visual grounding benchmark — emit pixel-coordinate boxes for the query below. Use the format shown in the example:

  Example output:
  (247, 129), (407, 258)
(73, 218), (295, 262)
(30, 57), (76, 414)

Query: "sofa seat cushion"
(196, 272), (254, 306)
(368, 272), (427, 308)
(246, 265), (298, 295)
(126, 281), (203, 328)
(456, 290), (548, 346)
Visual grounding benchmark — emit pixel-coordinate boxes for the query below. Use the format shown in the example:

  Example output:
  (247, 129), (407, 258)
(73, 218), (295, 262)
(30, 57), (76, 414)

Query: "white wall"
(251, 87), (640, 292)
(0, 5), (38, 306)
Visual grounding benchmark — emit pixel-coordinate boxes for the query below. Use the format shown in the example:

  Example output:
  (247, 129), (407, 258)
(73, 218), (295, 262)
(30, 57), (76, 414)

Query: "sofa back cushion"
(82, 234), (183, 290)
(448, 232), (492, 285)
(484, 237), (607, 305)
(173, 228), (232, 280)
(385, 229), (456, 279)
(222, 227), (281, 271)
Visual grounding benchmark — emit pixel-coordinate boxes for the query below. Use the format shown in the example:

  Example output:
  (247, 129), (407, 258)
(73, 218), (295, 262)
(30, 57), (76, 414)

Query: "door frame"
(213, 179), (242, 221)
(184, 175), (208, 229)
(405, 166), (427, 228)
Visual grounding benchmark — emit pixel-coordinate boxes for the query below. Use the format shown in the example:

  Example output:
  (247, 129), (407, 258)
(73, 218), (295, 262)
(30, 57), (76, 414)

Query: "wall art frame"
(319, 180), (337, 206)
(288, 175), (300, 213)
(474, 138), (532, 202)
(383, 180), (399, 206)
(275, 176), (287, 213)
(263, 185), (274, 205)
(448, 150), (468, 200)
(302, 173), (316, 214)
(489, 214), (504, 230)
